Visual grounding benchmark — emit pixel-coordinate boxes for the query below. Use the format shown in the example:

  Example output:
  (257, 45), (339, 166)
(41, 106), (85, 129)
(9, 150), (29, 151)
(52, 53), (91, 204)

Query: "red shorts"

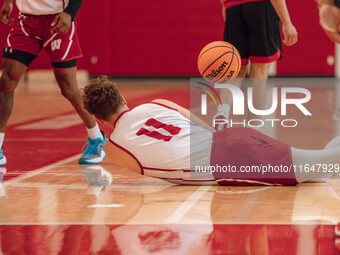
(210, 127), (298, 186)
(5, 13), (82, 62)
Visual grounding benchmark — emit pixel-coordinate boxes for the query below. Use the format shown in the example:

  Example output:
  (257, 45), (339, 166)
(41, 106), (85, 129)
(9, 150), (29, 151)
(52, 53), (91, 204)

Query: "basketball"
(198, 41), (241, 83)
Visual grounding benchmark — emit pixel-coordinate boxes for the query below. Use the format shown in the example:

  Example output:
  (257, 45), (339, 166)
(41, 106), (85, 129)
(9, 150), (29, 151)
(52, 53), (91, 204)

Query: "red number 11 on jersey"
(136, 118), (181, 142)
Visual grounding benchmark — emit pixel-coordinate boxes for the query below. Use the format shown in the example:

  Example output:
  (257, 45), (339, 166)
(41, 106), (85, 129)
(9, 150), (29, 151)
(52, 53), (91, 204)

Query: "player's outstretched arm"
(152, 99), (215, 132)
(270, 0), (298, 46)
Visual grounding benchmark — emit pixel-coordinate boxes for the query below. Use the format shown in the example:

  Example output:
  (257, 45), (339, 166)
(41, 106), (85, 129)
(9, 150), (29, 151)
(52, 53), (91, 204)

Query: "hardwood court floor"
(0, 74), (339, 254)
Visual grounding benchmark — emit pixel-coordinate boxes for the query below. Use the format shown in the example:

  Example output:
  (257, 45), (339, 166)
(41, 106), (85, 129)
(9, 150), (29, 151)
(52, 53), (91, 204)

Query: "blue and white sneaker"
(0, 148), (6, 166)
(79, 131), (107, 164)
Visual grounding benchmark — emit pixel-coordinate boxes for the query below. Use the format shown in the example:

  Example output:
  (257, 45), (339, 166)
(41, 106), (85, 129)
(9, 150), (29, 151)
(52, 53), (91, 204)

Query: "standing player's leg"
(0, 59), (27, 130)
(0, 12), (44, 166)
(0, 51), (36, 165)
(247, 62), (271, 120)
(215, 4), (249, 130)
(215, 66), (247, 128)
(45, 19), (106, 164)
(52, 63), (106, 164)
(53, 65), (96, 129)
(244, 1), (282, 121)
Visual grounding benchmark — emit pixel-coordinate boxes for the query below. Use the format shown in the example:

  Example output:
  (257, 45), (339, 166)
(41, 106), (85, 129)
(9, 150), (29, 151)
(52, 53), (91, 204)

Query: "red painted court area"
(4, 112), (88, 180)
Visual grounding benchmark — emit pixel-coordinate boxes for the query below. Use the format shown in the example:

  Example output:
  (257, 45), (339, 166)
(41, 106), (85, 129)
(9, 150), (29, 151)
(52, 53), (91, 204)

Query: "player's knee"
(60, 88), (72, 100)
(60, 88), (78, 101)
(0, 72), (17, 93)
(249, 63), (271, 78)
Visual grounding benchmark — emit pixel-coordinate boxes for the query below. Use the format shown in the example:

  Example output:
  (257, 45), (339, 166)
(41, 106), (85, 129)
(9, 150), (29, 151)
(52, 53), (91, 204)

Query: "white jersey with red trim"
(110, 103), (214, 183)
(16, 0), (69, 15)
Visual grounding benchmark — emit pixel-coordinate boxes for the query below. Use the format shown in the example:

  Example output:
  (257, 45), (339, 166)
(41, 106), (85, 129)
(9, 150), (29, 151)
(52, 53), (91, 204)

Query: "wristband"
(335, 0), (340, 7)
(64, 0), (83, 20)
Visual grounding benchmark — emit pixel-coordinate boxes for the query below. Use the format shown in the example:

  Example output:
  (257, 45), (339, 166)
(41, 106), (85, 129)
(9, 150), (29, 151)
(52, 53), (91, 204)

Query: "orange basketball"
(198, 41), (241, 83)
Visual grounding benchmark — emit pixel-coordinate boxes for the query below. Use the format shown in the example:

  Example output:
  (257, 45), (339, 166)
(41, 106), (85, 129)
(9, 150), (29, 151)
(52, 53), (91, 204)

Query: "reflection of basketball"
(198, 41), (241, 83)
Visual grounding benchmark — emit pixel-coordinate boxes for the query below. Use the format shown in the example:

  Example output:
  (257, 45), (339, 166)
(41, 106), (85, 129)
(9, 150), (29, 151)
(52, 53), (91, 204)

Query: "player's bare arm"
(105, 143), (142, 174)
(151, 99), (215, 132)
(51, 0), (83, 34)
(0, 0), (13, 25)
(270, 0), (298, 46)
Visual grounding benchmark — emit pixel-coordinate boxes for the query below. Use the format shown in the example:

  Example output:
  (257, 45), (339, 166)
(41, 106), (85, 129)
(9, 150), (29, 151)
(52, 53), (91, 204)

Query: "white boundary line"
(0, 222), (336, 226)
(87, 204), (125, 208)
(3, 154), (81, 187)
(164, 186), (211, 223)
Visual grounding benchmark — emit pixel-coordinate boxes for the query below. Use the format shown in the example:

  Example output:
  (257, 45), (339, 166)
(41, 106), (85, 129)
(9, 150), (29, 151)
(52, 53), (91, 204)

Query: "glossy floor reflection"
(2, 162), (340, 225)
(0, 224), (338, 255)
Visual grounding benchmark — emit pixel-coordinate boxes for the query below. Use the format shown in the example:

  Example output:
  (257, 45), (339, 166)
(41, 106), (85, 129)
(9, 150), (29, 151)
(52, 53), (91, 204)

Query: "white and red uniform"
(4, 0), (82, 62)
(110, 103), (298, 186)
(110, 102), (215, 184)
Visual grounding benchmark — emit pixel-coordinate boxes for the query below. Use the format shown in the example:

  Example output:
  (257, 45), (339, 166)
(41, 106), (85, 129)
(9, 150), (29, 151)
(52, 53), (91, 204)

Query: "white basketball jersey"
(16, 0), (69, 15)
(110, 103), (214, 183)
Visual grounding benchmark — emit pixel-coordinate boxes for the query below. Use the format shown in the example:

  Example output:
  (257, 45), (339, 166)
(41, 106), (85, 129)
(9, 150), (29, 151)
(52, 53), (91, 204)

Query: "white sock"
(86, 123), (103, 140)
(0, 133), (4, 148)
(218, 104), (230, 116)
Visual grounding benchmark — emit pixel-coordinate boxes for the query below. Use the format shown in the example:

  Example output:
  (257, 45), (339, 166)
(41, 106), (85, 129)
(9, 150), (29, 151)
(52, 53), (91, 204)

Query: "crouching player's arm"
(105, 142), (142, 174)
(152, 99), (215, 132)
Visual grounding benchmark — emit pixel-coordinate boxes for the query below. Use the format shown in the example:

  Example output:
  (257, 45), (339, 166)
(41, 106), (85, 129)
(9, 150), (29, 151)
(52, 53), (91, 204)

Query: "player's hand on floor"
(319, 4), (340, 44)
(50, 12), (72, 34)
(282, 22), (298, 46)
(0, 1), (13, 25)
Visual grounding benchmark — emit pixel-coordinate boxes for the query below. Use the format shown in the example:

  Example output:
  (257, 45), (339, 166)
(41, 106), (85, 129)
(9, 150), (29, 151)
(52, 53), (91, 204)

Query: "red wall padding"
(276, 0), (335, 75)
(0, 0), (224, 75)
(76, 0), (224, 75)
(0, 0), (336, 76)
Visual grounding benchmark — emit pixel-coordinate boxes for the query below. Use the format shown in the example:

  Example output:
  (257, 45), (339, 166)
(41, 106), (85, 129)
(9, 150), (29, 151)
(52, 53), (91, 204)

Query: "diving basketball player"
(82, 76), (340, 186)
